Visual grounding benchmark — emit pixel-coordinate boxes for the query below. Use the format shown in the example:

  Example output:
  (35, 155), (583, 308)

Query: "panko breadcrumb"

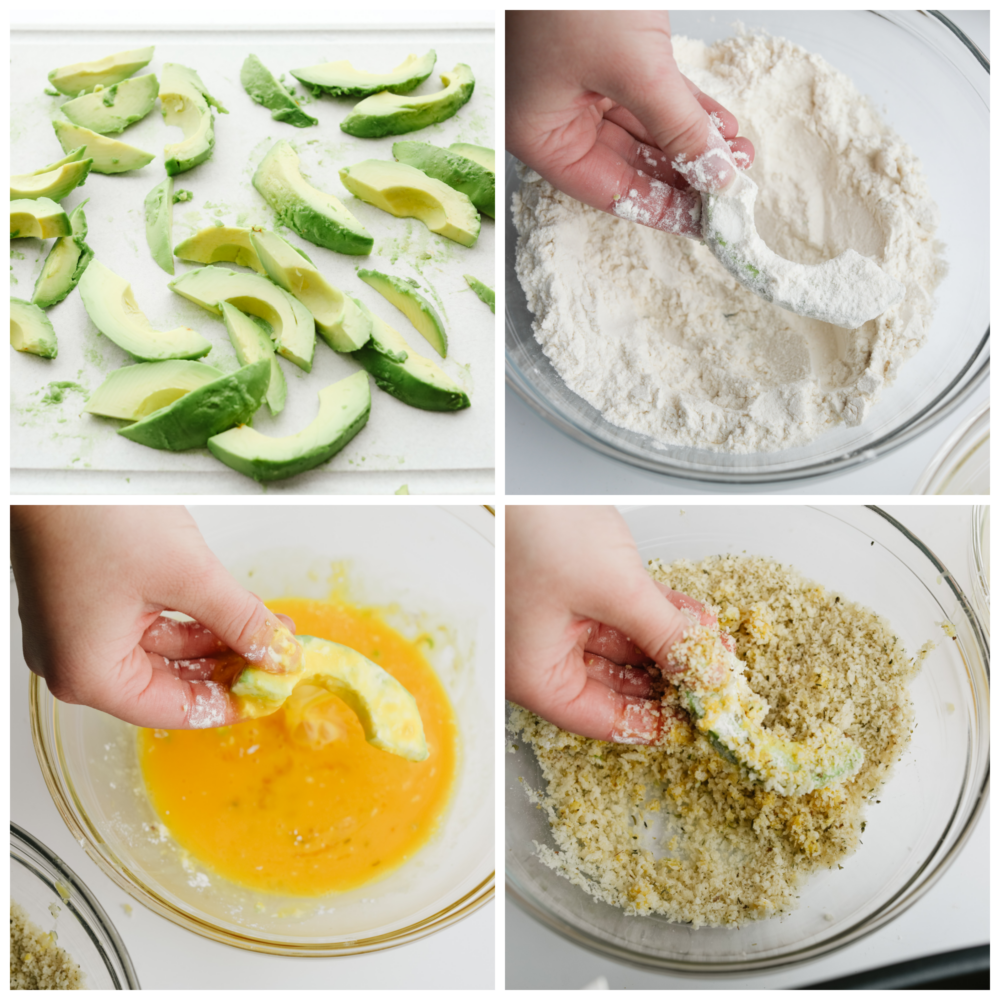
(509, 554), (927, 927)
(10, 901), (83, 989)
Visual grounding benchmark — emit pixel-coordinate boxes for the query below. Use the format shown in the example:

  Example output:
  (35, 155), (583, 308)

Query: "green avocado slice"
(28, 146), (89, 174)
(10, 158), (93, 202)
(219, 301), (287, 416)
(160, 63), (228, 176)
(392, 140), (494, 218)
(79, 259), (212, 361)
(173, 226), (267, 274)
(144, 177), (175, 275)
(464, 274), (495, 313)
(358, 268), (447, 357)
(85, 360), (224, 419)
(253, 139), (373, 256)
(208, 369), (370, 481)
(52, 120), (155, 174)
(60, 74), (159, 134)
(118, 360), (270, 451)
(449, 143), (494, 173)
(240, 54), (317, 128)
(11, 298), (58, 358)
(48, 46), (155, 97)
(10, 198), (72, 239)
(291, 50), (436, 97)
(32, 200), (94, 308)
(340, 63), (475, 138)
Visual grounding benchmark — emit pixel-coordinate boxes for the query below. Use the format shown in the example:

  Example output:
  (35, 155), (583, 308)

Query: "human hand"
(506, 506), (724, 743)
(11, 505), (302, 729)
(506, 10), (755, 237)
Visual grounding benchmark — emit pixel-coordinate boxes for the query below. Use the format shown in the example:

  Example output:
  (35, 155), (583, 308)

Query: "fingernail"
(611, 696), (661, 745)
(672, 127), (738, 194)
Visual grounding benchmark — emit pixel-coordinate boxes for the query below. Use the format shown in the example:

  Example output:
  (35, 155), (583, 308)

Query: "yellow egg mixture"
(138, 596), (458, 896)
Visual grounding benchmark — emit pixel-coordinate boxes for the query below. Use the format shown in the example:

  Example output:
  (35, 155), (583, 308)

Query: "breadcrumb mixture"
(509, 554), (926, 927)
(10, 901), (83, 990)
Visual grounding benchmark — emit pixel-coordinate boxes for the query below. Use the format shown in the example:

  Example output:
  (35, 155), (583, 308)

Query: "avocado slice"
(11, 298), (58, 358)
(48, 46), (155, 97)
(352, 302), (470, 411)
(11, 158), (92, 202)
(11, 198), (72, 239)
(252, 139), (373, 256)
(358, 268), (447, 357)
(464, 274), (495, 313)
(169, 265), (315, 373)
(240, 54), (317, 128)
(144, 177), (175, 275)
(118, 360), (270, 451)
(79, 259), (212, 361)
(27, 146), (89, 174)
(52, 120), (155, 174)
(208, 369), (370, 481)
(85, 359), (225, 419)
(291, 50), (436, 97)
(392, 140), (494, 218)
(219, 301), (287, 416)
(450, 143), (494, 173)
(250, 229), (371, 352)
(160, 63), (228, 176)
(173, 226), (267, 274)
(229, 634), (427, 761)
(340, 63), (475, 138)
(339, 159), (480, 247)
(60, 74), (159, 134)
(32, 200), (94, 308)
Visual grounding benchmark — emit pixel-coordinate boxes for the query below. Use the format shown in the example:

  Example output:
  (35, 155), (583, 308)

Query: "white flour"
(513, 32), (947, 453)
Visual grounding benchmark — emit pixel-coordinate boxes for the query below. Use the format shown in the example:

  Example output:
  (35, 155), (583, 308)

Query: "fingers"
(583, 653), (654, 697)
(583, 622), (650, 666)
(139, 612), (296, 660)
(540, 677), (664, 745)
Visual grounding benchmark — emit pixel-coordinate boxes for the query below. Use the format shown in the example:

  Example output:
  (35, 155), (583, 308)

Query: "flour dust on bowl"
(505, 507), (989, 972)
(506, 11), (988, 484)
(30, 506), (494, 955)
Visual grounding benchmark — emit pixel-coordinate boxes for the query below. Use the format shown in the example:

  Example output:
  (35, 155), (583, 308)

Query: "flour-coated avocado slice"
(85, 359), (224, 419)
(48, 45), (155, 96)
(144, 177), (175, 275)
(79, 259), (212, 361)
(250, 228), (372, 352)
(219, 301), (287, 416)
(118, 360), (270, 451)
(253, 139), (373, 256)
(169, 265), (315, 373)
(11, 298), (58, 358)
(392, 140), (494, 218)
(339, 159), (480, 247)
(230, 634), (428, 761)
(291, 50), (436, 97)
(208, 369), (370, 481)
(52, 120), (155, 174)
(340, 63), (474, 138)
(463, 274), (495, 313)
(10, 198), (72, 239)
(173, 226), (268, 274)
(10, 158), (92, 202)
(32, 200), (94, 308)
(358, 268), (447, 357)
(60, 74), (159, 134)
(240, 54), (317, 128)
(160, 63), (228, 176)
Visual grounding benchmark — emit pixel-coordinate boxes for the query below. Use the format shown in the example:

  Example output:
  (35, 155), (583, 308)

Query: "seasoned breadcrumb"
(10, 901), (83, 990)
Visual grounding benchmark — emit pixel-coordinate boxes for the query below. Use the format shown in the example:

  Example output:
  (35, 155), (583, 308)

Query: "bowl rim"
(505, 11), (990, 485)
(505, 505), (990, 974)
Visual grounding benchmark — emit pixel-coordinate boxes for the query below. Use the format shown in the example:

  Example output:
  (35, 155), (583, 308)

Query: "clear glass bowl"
(506, 11), (989, 484)
(913, 401), (989, 494)
(970, 505), (990, 636)
(506, 506), (990, 972)
(11, 823), (140, 989)
(29, 505), (494, 956)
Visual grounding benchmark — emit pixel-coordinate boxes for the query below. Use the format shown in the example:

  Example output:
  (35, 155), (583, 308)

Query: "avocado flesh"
(10, 159), (93, 202)
(209, 369), (371, 482)
(11, 198), (72, 239)
(52, 120), (155, 174)
(253, 139), (373, 256)
(160, 63), (228, 176)
(352, 304), (470, 412)
(118, 360), (270, 451)
(250, 229), (372, 352)
(449, 143), (495, 173)
(230, 634), (427, 761)
(358, 268), (447, 357)
(30, 146), (88, 174)
(220, 301), (287, 416)
(85, 360), (224, 419)
(60, 74), (159, 134)
(173, 227), (267, 274)
(340, 63), (475, 138)
(144, 177), (175, 275)
(464, 274), (495, 313)
(240, 54), (317, 128)
(79, 259), (212, 361)
(11, 298), (58, 358)
(339, 159), (480, 247)
(48, 45), (155, 96)
(393, 140), (495, 218)
(169, 265), (315, 373)
(32, 201), (94, 308)
(291, 50), (436, 97)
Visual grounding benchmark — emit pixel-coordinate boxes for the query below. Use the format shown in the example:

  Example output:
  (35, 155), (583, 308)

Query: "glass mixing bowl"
(506, 506), (990, 972)
(506, 11), (989, 484)
(30, 505), (494, 956)
(913, 401), (989, 494)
